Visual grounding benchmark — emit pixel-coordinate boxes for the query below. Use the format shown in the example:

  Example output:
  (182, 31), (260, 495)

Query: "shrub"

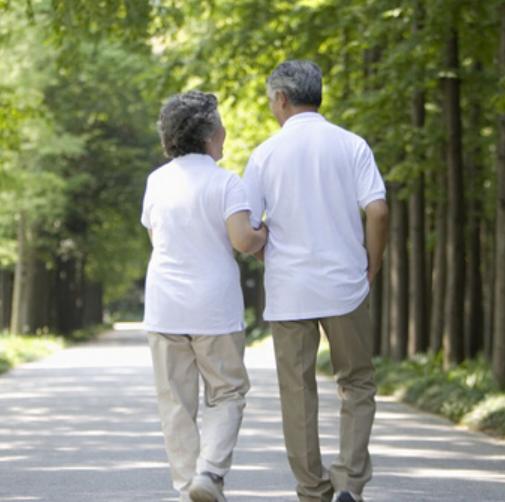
(317, 349), (505, 438)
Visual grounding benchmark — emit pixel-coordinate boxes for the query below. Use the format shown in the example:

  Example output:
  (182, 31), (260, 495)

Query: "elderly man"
(243, 60), (388, 502)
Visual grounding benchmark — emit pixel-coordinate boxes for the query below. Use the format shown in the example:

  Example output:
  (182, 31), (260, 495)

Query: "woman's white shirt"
(141, 153), (250, 335)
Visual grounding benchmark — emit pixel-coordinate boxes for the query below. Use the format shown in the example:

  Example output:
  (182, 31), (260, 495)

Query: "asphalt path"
(0, 327), (504, 502)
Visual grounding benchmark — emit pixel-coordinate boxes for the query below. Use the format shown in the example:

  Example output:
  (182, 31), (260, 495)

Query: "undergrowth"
(317, 349), (505, 438)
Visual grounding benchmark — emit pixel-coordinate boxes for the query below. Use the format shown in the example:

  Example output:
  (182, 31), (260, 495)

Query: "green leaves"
(0, 0), (501, 328)
(0, 4), (165, 308)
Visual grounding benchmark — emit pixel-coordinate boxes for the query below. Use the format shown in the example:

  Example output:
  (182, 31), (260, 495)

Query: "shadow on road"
(0, 328), (503, 502)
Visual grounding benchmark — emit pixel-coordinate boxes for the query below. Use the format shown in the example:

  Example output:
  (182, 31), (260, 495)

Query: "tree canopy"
(1, 0), (504, 387)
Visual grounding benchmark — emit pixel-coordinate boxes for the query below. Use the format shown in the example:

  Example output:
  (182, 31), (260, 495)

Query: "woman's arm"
(226, 211), (267, 254)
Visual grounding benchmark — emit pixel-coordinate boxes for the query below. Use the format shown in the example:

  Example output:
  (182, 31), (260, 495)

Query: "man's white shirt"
(243, 112), (386, 321)
(141, 153), (250, 335)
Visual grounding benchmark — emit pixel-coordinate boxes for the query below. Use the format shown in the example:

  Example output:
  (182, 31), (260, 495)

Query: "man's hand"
(365, 199), (389, 284)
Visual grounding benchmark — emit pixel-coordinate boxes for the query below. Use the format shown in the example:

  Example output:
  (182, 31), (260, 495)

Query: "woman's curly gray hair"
(158, 91), (220, 160)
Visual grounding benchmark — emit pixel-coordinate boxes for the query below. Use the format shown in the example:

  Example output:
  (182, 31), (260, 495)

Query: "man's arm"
(243, 156), (265, 228)
(243, 158), (266, 260)
(364, 199), (389, 284)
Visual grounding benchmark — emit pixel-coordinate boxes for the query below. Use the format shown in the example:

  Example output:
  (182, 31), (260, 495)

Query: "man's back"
(244, 112), (385, 320)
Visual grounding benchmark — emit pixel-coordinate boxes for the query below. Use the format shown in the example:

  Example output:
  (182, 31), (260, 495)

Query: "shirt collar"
(282, 112), (325, 129)
(172, 153), (215, 166)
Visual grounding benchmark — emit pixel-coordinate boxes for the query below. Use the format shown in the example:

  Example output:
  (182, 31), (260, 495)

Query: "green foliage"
(374, 353), (496, 412)
(0, 7), (80, 279)
(317, 346), (333, 374)
(0, 332), (64, 374)
(0, 323), (109, 374)
(0, 238), (16, 267)
(0, 0), (502, 337)
(64, 323), (112, 344)
(463, 395), (505, 437)
(317, 350), (505, 438)
(244, 307), (270, 345)
(11, 0), (153, 50)
(0, 6), (165, 311)
(41, 39), (162, 302)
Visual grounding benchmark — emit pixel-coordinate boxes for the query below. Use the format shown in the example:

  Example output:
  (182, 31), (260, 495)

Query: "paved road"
(0, 327), (504, 502)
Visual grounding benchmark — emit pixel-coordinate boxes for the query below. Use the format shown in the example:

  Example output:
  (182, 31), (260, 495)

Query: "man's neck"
(280, 105), (319, 126)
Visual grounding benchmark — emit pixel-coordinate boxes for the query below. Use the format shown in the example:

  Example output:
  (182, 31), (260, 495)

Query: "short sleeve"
(223, 174), (251, 220)
(242, 154), (265, 228)
(140, 176), (153, 229)
(354, 140), (386, 209)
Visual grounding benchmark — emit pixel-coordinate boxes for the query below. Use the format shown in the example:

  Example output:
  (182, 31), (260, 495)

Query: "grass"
(64, 323), (111, 344)
(0, 333), (64, 375)
(317, 349), (505, 439)
(0, 324), (109, 376)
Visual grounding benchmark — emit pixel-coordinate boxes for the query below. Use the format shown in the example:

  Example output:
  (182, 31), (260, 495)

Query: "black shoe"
(336, 492), (362, 502)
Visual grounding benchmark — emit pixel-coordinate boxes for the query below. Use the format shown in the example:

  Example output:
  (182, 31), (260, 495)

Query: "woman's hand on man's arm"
(226, 211), (267, 255)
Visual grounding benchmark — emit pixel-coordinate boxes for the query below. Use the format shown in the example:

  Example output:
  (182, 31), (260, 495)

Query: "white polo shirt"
(141, 153), (250, 335)
(243, 112), (386, 321)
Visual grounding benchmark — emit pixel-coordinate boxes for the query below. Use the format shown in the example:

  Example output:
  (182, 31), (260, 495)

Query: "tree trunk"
(389, 185), (409, 361)
(26, 259), (52, 332)
(483, 224), (495, 361)
(465, 86), (484, 359)
(55, 255), (84, 335)
(493, 4), (505, 389)
(407, 0), (428, 357)
(0, 270), (13, 330)
(370, 268), (382, 356)
(0, 271), (4, 330)
(425, 209), (433, 336)
(10, 212), (29, 334)
(363, 46), (381, 83)
(83, 281), (103, 326)
(381, 243), (391, 357)
(430, 171), (447, 354)
(408, 86), (428, 355)
(442, 29), (465, 367)
(362, 43), (382, 353)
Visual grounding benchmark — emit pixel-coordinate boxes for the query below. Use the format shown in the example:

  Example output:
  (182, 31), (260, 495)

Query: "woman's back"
(141, 153), (250, 335)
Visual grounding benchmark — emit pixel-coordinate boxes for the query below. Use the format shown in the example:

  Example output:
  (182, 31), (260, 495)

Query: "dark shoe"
(189, 471), (226, 502)
(335, 492), (363, 502)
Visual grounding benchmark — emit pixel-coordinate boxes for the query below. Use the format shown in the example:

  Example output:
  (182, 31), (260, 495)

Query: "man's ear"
(279, 91), (289, 108)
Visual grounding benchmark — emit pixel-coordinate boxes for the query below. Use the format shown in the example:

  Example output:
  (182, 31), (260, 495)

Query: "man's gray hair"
(158, 90), (220, 160)
(267, 60), (322, 107)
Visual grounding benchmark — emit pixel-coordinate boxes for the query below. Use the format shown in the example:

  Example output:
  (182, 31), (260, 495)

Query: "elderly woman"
(141, 91), (266, 502)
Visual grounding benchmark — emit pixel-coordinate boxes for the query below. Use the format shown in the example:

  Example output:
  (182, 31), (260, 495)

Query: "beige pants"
(271, 299), (376, 502)
(147, 331), (250, 495)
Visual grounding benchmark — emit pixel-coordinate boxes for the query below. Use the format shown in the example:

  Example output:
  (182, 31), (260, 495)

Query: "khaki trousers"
(147, 331), (250, 495)
(271, 299), (376, 502)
